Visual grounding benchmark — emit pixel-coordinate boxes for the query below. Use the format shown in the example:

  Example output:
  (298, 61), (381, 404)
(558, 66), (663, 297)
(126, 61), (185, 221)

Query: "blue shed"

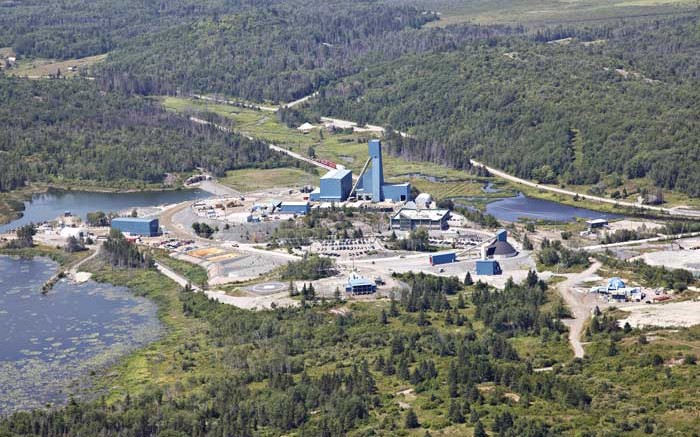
(111, 217), (160, 237)
(476, 259), (502, 276)
(430, 252), (457, 266)
(279, 201), (310, 215)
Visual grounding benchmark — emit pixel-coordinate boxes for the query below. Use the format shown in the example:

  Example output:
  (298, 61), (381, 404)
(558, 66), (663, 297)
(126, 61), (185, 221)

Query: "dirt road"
(556, 261), (603, 358)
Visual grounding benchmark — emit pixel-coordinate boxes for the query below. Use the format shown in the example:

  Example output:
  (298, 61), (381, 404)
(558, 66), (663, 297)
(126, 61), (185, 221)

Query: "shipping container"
(429, 252), (457, 266)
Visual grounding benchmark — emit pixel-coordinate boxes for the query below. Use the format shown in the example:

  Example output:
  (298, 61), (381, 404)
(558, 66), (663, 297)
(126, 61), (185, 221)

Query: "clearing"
(619, 300), (700, 328)
(7, 54), (107, 78)
(221, 167), (319, 192)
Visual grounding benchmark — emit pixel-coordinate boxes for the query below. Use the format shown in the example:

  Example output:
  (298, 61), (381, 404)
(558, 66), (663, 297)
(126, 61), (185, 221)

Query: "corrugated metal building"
(311, 169), (353, 202)
(430, 252), (457, 265)
(476, 259), (501, 275)
(279, 201), (311, 215)
(111, 217), (160, 236)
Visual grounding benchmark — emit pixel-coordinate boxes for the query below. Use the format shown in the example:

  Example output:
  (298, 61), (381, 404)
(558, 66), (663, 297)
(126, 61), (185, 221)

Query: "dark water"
(485, 193), (622, 222)
(0, 256), (163, 414)
(0, 188), (208, 233)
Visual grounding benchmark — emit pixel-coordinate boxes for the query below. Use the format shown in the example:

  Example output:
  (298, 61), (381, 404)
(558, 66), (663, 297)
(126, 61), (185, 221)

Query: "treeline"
(308, 17), (700, 197)
(0, 77), (287, 192)
(101, 229), (154, 269)
(471, 273), (566, 334)
(395, 271), (462, 312)
(0, 0), (260, 59)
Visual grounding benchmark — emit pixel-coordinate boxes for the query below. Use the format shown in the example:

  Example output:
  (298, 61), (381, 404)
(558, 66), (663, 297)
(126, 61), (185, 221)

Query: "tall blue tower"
(368, 139), (384, 201)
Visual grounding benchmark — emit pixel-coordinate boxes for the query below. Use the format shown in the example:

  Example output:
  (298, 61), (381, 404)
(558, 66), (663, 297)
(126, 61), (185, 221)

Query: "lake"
(485, 193), (622, 222)
(0, 255), (163, 414)
(0, 188), (209, 233)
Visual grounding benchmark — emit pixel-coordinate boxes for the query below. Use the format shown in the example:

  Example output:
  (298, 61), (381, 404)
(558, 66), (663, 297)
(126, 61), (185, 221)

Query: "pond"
(0, 255), (163, 414)
(485, 193), (622, 222)
(0, 188), (208, 233)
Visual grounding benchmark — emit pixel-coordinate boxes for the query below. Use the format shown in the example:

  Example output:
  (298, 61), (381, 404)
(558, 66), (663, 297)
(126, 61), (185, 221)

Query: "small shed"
(297, 122), (315, 133)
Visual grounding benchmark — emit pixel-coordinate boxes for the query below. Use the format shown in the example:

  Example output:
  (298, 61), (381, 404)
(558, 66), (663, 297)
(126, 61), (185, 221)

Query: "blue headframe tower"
(353, 139), (410, 202)
(369, 139), (385, 201)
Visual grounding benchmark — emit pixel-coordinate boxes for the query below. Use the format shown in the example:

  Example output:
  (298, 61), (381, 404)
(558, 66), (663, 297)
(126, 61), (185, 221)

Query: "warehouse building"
(310, 169), (353, 202)
(390, 208), (450, 231)
(111, 217), (160, 237)
(279, 201), (311, 215)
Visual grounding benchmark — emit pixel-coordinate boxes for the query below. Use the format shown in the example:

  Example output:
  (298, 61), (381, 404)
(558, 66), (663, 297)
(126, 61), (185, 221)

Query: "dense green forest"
(0, 77), (289, 192)
(307, 17), (700, 197)
(2, 272), (700, 435)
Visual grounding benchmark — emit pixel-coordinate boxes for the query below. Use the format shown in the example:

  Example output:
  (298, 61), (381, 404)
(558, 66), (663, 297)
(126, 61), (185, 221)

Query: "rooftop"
(392, 208), (449, 221)
(347, 273), (375, 287)
(281, 201), (310, 206)
(321, 169), (352, 180)
(587, 218), (609, 225)
(112, 217), (157, 223)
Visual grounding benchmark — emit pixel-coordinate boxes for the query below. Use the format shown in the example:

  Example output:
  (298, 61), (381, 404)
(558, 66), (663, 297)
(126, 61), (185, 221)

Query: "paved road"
(470, 159), (700, 219)
(556, 261), (604, 358)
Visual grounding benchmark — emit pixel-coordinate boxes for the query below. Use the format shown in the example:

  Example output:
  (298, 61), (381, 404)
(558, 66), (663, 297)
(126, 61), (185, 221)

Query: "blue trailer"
(430, 252), (457, 266)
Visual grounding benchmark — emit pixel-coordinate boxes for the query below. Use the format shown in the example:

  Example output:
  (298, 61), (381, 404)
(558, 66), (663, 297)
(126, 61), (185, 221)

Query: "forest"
(0, 77), (289, 192)
(307, 16), (700, 197)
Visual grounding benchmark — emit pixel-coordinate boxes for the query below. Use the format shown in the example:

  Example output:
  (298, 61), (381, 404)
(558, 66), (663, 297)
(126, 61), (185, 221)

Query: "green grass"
(0, 244), (90, 267)
(162, 96), (512, 202)
(86, 260), (223, 402)
(220, 167), (319, 191)
(154, 251), (209, 288)
(419, 0), (698, 27)
(6, 54), (106, 78)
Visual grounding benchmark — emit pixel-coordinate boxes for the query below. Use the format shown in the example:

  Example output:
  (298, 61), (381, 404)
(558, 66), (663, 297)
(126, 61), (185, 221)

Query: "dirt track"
(556, 261), (603, 358)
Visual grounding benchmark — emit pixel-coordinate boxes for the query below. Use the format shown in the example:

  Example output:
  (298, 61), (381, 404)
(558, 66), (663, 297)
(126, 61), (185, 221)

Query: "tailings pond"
(484, 193), (622, 222)
(0, 255), (163, 414)
(0, 188), (209, 233)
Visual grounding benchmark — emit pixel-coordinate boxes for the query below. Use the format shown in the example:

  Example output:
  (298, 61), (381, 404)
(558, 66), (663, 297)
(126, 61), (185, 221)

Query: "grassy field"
(6, 53), (106, 78)
(162, 97), (501, 201)
(221, 167), (319, 191)
(87, 261), (224, 403)
(416, 0), (698, 27)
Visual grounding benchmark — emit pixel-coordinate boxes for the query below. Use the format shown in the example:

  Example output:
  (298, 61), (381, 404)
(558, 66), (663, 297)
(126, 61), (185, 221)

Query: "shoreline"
(0, 252), (165, 415)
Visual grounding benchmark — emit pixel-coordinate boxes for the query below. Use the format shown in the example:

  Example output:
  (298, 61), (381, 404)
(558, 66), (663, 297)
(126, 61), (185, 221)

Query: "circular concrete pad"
(247, 281), (288, 296)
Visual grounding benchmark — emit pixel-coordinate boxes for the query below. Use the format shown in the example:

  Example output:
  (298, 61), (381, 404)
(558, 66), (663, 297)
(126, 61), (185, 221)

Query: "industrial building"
(345, 273), (377, 294)
(430, 252), (457, 266)
(355, 140), (410, 202)
(310, 140), (410, 203)
(390, 208), (450, 231)
(476, 259), (502, 275)
(111, 217), (160, 237)
(484, 229), (518, 259)
(310, 169), (353, 202)
(279, 201), (311, 215)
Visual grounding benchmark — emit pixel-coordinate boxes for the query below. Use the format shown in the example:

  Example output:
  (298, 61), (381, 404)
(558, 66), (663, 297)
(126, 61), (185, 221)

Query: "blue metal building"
(430, 252), (457, 266)
(476, 259), (502, 276)
(279, 201), (311, 215)
(355, 140), (411, 202)
(111, 217), (160, 236)
(312, 169), (353, 202)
